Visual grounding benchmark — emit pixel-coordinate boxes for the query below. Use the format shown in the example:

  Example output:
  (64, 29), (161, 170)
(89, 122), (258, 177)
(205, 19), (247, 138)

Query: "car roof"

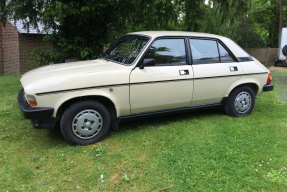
(128, 31), (225, 39)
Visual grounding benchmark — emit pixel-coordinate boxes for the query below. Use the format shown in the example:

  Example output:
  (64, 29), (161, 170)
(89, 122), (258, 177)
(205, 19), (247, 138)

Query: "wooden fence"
(247, 48), (278, 65)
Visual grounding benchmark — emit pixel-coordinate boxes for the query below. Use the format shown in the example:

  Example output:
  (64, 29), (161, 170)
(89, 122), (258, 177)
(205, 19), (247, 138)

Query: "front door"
(130, 38), (194, 114)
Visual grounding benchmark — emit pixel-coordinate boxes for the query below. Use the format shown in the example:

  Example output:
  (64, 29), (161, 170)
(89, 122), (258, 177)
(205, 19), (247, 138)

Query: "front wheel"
(224, 86), (255, 117)
(60, 100), (111, 145)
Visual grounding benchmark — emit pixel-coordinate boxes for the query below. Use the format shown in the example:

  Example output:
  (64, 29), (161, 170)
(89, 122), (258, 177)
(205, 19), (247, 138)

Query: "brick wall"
(0, 22), (20, 74)
(19, 34), (53, 73)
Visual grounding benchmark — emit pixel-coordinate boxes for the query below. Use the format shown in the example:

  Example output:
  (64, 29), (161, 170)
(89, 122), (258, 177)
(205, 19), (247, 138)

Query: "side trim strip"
(36, 72), (268, 96)
(36, 83), (128, 96)
(131, 78), (193, 85)
(118, 103), (223, 120)
(194, 72), (268, 80)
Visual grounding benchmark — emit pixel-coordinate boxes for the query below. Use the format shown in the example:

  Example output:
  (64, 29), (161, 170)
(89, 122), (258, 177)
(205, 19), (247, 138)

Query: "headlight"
(25, 94), (37, 106)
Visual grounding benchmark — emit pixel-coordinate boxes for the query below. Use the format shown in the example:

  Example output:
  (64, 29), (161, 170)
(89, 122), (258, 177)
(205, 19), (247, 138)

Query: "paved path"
(269, 66), (287, 102)
(269, 66), (287, 72)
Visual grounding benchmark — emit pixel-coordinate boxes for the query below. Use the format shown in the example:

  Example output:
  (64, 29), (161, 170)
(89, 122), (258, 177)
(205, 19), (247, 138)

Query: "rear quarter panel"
(224, 59), (269, 97)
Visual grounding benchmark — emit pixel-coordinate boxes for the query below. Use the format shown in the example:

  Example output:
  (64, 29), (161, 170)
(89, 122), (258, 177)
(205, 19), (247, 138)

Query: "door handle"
(230, 66), (238, 72)
(179, 70), (189, 75)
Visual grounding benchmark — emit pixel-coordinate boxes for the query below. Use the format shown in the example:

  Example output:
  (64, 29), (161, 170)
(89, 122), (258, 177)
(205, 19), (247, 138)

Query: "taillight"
(267, 73), (272, 85)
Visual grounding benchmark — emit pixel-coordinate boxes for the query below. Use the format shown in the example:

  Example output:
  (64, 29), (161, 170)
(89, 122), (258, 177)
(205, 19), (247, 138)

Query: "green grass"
(1, 72), (287, 191)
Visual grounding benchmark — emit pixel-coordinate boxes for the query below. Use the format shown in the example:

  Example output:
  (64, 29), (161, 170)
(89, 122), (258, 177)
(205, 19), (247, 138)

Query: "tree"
(279, 0), (283, 36)
(0, 0), (7, 25)
(249, 0), (279, 47)
(2, 0), (181, 63)
(0, 0), (282, 65)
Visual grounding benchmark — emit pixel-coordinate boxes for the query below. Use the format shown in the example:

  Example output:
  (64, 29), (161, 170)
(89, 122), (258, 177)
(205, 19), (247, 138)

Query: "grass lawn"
(1, 71), (287, 191)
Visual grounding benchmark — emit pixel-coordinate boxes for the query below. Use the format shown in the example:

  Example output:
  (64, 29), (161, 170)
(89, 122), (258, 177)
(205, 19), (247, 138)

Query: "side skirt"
(118, 103), (223, 121)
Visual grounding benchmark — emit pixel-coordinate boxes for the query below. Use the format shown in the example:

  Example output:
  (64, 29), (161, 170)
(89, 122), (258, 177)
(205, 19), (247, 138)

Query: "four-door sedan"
(18, 31), (274, 145)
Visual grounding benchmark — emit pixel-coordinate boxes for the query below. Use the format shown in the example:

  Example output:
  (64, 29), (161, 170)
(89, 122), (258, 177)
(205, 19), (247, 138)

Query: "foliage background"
(0, 0), (284, 65)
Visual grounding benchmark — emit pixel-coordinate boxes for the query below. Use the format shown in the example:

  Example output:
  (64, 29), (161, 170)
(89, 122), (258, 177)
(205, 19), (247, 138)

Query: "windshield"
(101, 35), (150, 65)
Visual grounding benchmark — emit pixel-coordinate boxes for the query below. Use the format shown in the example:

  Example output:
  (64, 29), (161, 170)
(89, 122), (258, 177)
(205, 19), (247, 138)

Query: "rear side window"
(189, 39), (219, 64)
(189, 39), (235, 64)
(144, 38), (186, 66)
(218, 43), (235, 63)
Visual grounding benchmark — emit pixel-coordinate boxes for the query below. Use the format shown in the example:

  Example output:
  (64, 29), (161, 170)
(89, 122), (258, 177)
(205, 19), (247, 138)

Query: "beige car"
(18, 31), (274, 145)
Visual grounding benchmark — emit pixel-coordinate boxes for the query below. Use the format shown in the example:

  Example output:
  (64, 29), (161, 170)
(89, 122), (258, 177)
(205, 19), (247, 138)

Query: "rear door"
(189, 38), (242, 105)
(130, 38), (194, 114)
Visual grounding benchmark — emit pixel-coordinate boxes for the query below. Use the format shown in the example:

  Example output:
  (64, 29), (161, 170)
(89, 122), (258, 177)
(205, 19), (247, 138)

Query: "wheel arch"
(224, 79), (260, 98)
(56, 95), (117, 121)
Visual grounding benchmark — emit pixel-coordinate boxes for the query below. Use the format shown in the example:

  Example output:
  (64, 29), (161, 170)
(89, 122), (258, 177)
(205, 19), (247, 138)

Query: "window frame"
(137, 36), (191, 67)
(217, 41), (238, 63)
(188, 37), (238, 65)
(102, 34), (152, 66)
(136, 35), (240, 68)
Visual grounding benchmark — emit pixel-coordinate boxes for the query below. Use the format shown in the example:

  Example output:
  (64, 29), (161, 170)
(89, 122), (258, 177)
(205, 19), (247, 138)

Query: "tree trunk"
(279, 0), (283, 32)
(247, 0), (252, 18)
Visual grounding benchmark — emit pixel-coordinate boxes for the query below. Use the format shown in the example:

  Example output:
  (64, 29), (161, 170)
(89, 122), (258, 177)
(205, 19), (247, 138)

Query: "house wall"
(19, 34), (53, 73)
(0, 22), (20, 74)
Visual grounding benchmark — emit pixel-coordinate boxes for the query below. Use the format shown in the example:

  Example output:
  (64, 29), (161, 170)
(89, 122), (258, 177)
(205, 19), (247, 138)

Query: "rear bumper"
(18, 89), (55, 129)
(263, 84), (274, 92)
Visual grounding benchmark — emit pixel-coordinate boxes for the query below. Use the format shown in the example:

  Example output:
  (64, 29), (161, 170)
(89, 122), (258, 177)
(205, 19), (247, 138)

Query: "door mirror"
(139, 58), (155, 69)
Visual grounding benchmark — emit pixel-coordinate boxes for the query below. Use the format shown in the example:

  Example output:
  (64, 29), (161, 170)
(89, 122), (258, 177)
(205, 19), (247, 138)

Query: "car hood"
(21, 59), (131, 95)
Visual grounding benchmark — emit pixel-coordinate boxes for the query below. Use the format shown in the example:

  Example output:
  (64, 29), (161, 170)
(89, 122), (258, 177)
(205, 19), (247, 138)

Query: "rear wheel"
(60, 100), (111, 145)
(224, 86), (255, 117)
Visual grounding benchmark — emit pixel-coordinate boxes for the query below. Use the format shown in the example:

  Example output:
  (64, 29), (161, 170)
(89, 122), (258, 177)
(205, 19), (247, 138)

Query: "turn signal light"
(26, 94), (37, 106)
(28, 99), (37, 106)
(267, 73), (272, 85)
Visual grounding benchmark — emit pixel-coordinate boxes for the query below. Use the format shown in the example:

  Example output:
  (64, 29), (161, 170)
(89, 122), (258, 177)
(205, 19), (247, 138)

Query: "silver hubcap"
(234, 92), (252, 113)
(72, 109), (103, 139)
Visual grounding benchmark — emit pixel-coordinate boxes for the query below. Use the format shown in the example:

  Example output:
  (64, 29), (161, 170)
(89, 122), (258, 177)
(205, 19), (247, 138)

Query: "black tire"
(224, 86), (255, 117)
(274, 56), (279, 66)
(283, 45), (287, 56)
(60, 100), (111, 145)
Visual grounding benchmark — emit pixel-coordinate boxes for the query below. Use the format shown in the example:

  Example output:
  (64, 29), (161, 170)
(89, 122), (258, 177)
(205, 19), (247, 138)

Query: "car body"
(18, 31), (274, 145)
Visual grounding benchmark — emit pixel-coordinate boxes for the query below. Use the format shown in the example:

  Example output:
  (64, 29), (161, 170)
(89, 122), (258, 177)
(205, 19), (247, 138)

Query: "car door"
(130, 38), (194, 114)
(189, 38), (242, 105)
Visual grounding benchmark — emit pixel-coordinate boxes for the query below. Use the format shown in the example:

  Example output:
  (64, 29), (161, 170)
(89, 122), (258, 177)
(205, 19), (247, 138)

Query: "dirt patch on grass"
(110, 173), (121, 184)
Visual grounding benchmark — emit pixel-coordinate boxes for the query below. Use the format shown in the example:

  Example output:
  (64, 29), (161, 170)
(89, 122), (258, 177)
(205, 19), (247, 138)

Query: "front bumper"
(18, 89), (55, 129)
(263, 84), (274, 92)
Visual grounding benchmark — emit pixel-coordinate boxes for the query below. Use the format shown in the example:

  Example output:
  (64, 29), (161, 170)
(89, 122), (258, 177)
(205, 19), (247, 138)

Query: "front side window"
(189, 39), (220, 64)
(102, 35), (149, 65)
(144, 39), (186, 66)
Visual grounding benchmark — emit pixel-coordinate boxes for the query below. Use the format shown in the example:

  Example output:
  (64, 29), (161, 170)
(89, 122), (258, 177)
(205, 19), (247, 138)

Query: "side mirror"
(139, 58), (155, 69)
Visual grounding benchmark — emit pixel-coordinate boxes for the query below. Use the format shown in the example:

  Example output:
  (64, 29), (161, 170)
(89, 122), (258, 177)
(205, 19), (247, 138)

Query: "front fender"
(35, 86), (130, 117)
